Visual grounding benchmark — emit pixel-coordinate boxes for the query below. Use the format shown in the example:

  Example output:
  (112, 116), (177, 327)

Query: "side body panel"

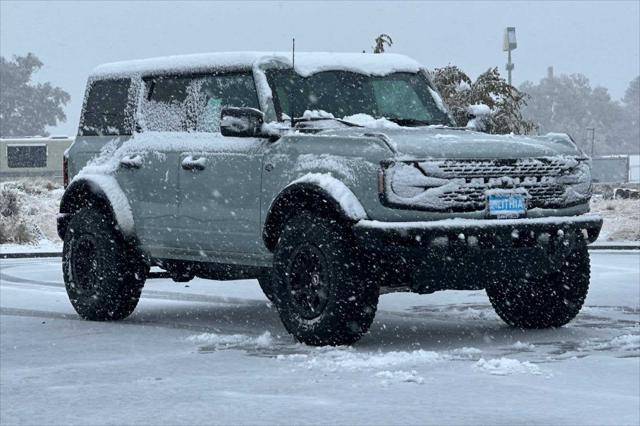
(177, 138), (266, 255)
(115, 149), (180, 247)
(260, 134), (390, 242)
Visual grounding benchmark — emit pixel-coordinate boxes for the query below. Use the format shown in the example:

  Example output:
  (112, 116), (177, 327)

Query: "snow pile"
(512, 341), (536, 351)
(606, 335), (640, 351)
(450, 347), (483, 357)
(590, 334), (639, 352)
(590, 198), (640, 241)
(0, 179), (63, 244)
(187, 331), (273, 350)
(302, 109), (335, 119)
(375, 370), (425, 385)
(343, 113), (400, 129)
(278, 348), (445, 371)
(450, 307), (499, 321)
(474, 358), (542, 376)
(287, 173), (367, 220)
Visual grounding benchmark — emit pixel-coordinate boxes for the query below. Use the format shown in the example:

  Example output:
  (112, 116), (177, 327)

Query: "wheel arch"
(262, 174), (367, 252)
(58, 174), (135, 240)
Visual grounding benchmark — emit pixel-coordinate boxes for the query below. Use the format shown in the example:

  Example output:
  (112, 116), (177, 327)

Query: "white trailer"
(0, 136), (74, 183)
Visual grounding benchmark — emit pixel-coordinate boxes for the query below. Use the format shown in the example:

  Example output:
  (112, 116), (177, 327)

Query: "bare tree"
(373, 34), (393, 54)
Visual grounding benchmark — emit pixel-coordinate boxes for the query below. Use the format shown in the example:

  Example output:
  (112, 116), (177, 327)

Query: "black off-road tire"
(486, 244), (590, 329)
(62, 208), (147, 321)
(258, 275), (276, 303)
(272, 212), (379, 346)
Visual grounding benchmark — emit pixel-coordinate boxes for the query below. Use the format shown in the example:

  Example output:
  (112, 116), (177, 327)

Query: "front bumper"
(353, 214), (602, 293)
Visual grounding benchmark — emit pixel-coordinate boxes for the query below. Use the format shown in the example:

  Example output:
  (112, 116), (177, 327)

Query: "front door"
(175, 72), (266, 256)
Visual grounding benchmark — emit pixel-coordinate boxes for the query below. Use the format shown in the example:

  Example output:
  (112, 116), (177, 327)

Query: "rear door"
(79, 77), (177, 247)
(176, 72), (266, 256)
(114, 75), (192, 248)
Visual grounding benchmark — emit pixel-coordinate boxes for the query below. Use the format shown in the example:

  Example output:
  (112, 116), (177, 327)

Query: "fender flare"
(262, 173), (367, 251)
(58, 174), (135, 238)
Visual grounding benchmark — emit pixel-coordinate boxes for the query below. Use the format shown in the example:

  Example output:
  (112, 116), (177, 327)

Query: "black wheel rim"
(71, 234), (101, 292)
(287, 244), (330, 320)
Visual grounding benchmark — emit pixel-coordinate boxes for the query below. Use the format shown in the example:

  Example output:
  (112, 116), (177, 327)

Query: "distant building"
(0, 136), (74, 183)
(591, 155), (640, 184)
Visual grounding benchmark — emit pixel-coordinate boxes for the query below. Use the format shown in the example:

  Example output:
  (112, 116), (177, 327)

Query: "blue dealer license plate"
(487, 194), (526, 218)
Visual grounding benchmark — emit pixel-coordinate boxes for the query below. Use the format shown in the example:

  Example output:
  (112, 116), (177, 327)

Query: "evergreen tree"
(0, 53), (70, 137)
(431, 65), (534, 134)
(520, 73), (638, 155)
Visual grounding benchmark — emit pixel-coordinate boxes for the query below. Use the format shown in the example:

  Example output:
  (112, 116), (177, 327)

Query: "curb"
(1, 252), (63, 259)
(2, 244), (639, 260)
(588, 245), (640, 251)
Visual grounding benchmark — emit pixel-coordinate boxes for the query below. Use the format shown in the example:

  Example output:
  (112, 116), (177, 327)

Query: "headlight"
(385, 162), (451, 198)
(559, 160), (592, 203)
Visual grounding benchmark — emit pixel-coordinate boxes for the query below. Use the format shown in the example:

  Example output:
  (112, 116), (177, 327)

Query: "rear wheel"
(63, 208), (147, 321)
(272, 212), (379, 346)
(486, 244), (590, 328)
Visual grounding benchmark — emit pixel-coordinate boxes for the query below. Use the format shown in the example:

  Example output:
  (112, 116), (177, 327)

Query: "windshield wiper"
(293, 116), (364, 127)
(385, 118), (432, 127)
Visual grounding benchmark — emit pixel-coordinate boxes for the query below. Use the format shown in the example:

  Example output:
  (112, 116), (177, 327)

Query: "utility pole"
(587, 127), (596, 157)
(503, 27), (517, 85)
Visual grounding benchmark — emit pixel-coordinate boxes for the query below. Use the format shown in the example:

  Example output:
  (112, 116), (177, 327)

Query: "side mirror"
(220, 107), (264, 137)
(465, 104), (493, 132)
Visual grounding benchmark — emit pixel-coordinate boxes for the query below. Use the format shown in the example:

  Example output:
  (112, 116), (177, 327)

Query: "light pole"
(586, 127), (596, 157)
(503, 27), (517, 85)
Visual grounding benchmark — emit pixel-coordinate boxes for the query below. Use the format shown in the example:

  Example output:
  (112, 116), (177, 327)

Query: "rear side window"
(140, 76), (191, 132)
(80, 79), (132, 136)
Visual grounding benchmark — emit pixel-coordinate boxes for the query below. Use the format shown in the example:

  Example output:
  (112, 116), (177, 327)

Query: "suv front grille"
(432, 158), (574, 179)
(386, 157), (584, 212)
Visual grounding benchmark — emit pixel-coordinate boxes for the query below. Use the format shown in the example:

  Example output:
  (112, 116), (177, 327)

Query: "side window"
(140, 76), (191, 132)
(81, 79), (131, 136)
(193, 73), (259, 132)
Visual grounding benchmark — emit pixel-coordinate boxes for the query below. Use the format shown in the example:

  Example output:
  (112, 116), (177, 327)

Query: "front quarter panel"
(260, 133), (391, 233)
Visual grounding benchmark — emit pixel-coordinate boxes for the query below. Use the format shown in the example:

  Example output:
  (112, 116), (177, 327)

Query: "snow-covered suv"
(58, 52), (602, 345)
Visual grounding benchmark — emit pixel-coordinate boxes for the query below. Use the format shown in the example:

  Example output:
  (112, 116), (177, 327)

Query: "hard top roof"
(90, 51), (424, 79)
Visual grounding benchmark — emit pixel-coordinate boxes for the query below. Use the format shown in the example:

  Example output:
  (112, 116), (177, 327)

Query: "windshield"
(265, 70), (453, 127)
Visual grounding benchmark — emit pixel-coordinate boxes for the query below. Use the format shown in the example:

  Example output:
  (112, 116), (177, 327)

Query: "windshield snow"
(266, 70), (452, 127)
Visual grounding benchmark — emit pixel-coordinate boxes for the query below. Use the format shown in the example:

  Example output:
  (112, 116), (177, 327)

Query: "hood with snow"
(313, 126), (583, 160)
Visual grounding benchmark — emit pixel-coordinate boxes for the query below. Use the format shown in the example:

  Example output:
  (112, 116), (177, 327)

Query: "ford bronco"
(58, 52), (602, 345)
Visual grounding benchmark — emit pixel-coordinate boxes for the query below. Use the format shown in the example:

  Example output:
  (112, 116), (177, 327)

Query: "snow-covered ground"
(590, 197), (640, 241)
(1, 253), (638, 425)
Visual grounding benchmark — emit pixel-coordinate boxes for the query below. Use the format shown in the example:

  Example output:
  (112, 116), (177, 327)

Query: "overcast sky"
(1, 0), (639, 136)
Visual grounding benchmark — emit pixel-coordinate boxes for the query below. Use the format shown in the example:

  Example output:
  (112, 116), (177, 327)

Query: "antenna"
(290, 37), (295, 128)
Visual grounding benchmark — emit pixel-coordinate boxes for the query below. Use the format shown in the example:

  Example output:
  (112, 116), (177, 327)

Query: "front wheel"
(486, 244), (590, 329)
(63, 208), (147, 321)
(258, 275), (276, 303)
(272, 212), (379, 346)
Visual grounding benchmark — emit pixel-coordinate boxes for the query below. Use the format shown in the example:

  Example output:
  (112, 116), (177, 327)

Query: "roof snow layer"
(91, 52), (423, 78)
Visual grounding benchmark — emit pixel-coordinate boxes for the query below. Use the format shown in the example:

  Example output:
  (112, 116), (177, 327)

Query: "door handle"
(181, 156), (206, 171)
(120, 154), (143, 169)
